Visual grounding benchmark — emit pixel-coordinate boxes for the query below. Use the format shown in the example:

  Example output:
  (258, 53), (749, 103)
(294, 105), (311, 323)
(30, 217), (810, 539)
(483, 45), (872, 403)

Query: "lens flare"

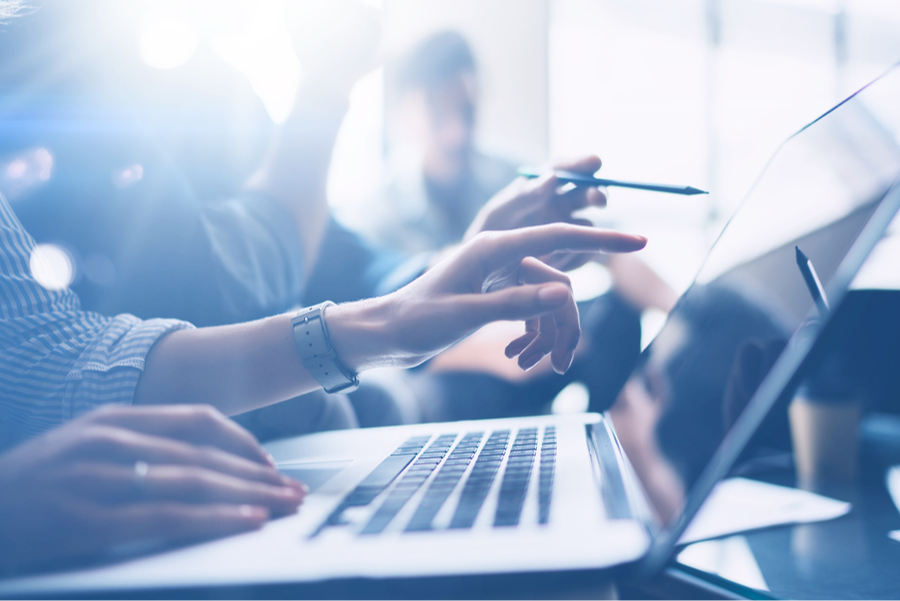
(29, 244), (75, 291)
(211, 1), (301, 124)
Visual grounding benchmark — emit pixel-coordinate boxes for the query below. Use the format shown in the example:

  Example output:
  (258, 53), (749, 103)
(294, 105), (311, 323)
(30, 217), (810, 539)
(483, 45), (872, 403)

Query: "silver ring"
(133, 460), (150, 496)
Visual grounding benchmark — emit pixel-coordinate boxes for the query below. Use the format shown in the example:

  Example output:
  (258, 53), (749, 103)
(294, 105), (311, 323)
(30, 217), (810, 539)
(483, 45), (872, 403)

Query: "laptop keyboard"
(313, 426), (557, 537)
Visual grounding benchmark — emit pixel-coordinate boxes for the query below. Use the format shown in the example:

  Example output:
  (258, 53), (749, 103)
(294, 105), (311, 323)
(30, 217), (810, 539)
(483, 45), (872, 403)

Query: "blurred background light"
(210, 0), (302, 124)
(138, 7), (200, 70)
(0, 148), (53, 201)
(641, 308), (669, 351)
(569, 262), (613, 303)
(29, 243), (75, 291)
(111, 164), (143, 189)
(550, 381), (591, 414)
(328, 67), (385, 223)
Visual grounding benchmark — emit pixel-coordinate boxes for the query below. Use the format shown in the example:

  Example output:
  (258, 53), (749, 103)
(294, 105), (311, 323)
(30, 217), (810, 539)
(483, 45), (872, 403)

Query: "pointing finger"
(471, 224), (646, 274)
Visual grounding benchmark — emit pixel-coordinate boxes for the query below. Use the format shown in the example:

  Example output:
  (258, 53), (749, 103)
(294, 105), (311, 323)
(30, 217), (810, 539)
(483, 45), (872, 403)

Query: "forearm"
(132, 300), (395, 416)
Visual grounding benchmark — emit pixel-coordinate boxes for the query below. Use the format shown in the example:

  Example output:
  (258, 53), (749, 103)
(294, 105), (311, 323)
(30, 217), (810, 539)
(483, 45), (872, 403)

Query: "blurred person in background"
(356, 30), (518, 255)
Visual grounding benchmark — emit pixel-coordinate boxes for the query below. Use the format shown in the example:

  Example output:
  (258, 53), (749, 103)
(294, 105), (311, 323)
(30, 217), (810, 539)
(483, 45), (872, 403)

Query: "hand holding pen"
(517, 167), (708, 196)
(463, 155), (617, 272)
(466, 155), (610, 236)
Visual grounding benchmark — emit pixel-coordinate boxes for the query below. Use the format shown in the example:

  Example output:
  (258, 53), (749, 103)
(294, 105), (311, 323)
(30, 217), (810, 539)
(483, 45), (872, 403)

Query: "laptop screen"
(608, 64), (900, 567)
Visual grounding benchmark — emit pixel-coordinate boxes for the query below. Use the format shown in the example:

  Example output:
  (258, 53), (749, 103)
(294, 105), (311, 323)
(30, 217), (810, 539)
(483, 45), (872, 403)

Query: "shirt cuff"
(64, 314), (193, 420)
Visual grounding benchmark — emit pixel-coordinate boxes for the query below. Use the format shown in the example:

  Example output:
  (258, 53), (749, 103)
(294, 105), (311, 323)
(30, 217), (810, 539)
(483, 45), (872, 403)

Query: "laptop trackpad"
(277, 460), (352, 493)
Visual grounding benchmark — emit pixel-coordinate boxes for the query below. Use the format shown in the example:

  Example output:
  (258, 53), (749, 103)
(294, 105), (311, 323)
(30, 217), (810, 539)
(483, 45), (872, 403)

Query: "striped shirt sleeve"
(0, 194), (192, 436)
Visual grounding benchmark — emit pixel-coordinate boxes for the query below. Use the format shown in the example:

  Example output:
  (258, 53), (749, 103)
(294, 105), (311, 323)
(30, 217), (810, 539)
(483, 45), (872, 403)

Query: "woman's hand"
(328, 223), (646, 375)
(0, 405), (306, 574)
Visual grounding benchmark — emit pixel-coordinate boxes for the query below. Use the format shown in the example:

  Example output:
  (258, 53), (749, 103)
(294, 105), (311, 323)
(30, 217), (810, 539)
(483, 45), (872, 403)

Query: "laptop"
(2, 66), (900, 597)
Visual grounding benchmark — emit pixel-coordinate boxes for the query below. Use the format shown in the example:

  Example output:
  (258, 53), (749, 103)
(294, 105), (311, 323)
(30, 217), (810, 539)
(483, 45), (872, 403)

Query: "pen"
(517, 167), (709, 196)
(795, 246), (830, 316)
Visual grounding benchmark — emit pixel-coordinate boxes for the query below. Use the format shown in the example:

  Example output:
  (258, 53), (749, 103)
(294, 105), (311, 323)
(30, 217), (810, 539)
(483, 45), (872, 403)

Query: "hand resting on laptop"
(0, 404), (306, 574)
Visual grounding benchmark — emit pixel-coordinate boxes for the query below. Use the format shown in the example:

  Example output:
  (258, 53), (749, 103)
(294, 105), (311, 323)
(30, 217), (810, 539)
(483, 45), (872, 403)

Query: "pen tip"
(685, 187), (709, 195)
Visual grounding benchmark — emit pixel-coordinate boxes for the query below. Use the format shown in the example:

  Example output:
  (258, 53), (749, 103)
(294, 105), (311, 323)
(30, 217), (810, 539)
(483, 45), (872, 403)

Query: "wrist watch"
(291, 301), (360, 394)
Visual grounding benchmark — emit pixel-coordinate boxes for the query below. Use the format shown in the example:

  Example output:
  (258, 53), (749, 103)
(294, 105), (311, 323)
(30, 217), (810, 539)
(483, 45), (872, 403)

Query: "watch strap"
(291, 302), (359, 394)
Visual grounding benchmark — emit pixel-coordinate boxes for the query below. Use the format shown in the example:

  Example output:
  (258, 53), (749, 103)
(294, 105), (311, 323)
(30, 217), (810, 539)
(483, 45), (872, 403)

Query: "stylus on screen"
(517, 167), (709, 196)
(795, 246), (830, 316)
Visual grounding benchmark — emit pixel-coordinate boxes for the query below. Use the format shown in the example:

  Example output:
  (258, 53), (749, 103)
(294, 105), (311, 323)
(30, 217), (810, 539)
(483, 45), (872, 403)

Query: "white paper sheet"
(677, 535), (769, 591)
(679, 477), (851, 545)
(886, 466), (900, 542)
(886, 465), (900, 513)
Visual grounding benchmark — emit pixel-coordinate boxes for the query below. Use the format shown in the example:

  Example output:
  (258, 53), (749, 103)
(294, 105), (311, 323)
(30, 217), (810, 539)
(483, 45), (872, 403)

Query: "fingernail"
(520, 352), (541, 371)
(538, 285), (568, 308)
(239, 505), (268, 520)
(281, 476), (309, 494)
(556, 351), (574, 375)
(279, 486), (303, 499)
(265, 452), (277, 467)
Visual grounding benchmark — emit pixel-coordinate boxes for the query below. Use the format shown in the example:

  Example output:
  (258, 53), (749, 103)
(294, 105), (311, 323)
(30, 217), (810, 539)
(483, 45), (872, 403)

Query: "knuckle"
(150, 503), (191, 531)
(191, 405), (220, 431)
(197, 445), (223, 468)
(184, 469), (220, 498)
(470, 230), (498, 248)
(84, 403), (120, 424)
(84, 425), (123, 451)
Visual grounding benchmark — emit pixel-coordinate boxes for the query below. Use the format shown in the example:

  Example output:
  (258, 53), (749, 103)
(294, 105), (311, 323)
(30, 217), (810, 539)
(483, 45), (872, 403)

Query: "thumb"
(552, 154), (602, 174)
(458, 283), (571, 330)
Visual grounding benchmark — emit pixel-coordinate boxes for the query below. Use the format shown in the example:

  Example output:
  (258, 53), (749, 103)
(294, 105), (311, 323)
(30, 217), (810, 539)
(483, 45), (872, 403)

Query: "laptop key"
(538, 429), (557, 525)
(404, 433), (486, 532)
(313, 435), (443, 536)
(492, 429), (539, 528)
(359, 436), (463, 535)
(447, 431), (511, 529)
